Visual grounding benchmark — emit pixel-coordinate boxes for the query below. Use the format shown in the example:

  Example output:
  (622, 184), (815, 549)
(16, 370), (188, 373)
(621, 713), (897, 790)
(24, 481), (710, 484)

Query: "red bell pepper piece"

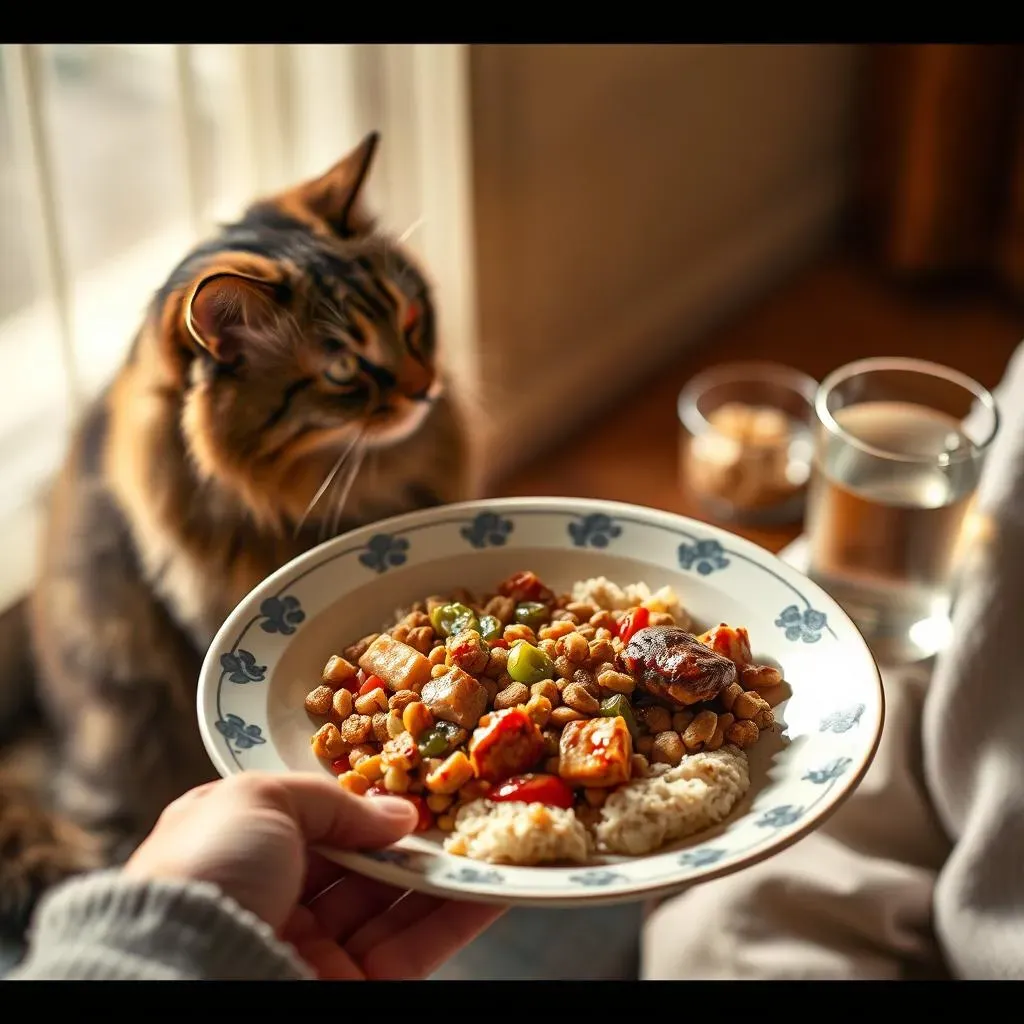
(358, 673), (385, 696)
(489, 773), (575, 809)
(618, 606), (650, 645)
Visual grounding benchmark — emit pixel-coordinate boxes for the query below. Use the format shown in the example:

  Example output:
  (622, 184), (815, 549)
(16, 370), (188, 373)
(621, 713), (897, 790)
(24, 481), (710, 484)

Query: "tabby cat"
(0, 132), (471, 934)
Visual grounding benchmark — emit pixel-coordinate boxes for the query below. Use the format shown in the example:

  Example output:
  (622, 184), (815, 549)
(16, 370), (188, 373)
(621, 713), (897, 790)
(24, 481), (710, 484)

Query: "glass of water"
(805, 357), (999, 664)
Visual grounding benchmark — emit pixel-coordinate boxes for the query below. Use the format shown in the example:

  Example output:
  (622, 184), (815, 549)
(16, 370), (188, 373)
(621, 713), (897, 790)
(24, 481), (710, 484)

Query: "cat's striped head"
(153, 133), (442, 526)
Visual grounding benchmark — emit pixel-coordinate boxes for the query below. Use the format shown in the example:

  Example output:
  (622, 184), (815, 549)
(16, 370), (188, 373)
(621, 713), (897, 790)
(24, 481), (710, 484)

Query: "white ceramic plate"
(197, 497), (883, 908)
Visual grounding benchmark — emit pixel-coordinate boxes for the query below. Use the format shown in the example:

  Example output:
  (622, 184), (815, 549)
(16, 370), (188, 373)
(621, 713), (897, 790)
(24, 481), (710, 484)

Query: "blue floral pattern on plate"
(803, 757), (853, 784)
(446, 867), (504, 885)
(258, 595), (306, 635)
(215, 713), (266, 752)
(365, 849), (411, 867)
(775, 604), (828, 643)
(358, 533), (410, 573)
(460, 512), (514, 548)
(678, 847), (726, 868)
(820, 704), (866, 733)
(568, 869), (628, 887)
(568, 514), (622, 549)
(756, 805), (804, 829)
(220, 650), (266, 683)
(678, 539), (730, 575)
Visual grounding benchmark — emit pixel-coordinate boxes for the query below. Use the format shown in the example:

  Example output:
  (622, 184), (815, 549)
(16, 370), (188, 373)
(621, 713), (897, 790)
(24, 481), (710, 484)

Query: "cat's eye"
(324, 352), (358, 386)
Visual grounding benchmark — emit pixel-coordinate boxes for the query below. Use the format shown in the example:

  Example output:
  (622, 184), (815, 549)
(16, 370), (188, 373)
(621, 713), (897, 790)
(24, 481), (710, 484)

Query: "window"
(0, 43), (476, 611)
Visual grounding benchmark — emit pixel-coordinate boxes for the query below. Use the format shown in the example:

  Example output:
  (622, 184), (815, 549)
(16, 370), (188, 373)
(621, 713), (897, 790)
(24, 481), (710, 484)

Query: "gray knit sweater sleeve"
(6, 870), (314, 980)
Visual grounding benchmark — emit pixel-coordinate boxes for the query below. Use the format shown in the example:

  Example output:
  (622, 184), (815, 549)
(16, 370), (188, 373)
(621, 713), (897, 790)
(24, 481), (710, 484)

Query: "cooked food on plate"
(303, 571), (784, 864)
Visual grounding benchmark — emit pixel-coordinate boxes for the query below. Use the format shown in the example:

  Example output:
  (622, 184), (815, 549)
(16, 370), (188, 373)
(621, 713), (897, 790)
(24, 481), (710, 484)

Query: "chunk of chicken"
(558, 716), (632, 788)
(419, 665), (489, 729)
(358, 634), (432, 692)
(446, 628), (490, 676)
(468, 707), (546, 783)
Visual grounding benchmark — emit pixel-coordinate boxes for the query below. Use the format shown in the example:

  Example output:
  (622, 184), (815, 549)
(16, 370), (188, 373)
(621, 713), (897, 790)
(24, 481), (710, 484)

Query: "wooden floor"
(495, 250), (1024, 555)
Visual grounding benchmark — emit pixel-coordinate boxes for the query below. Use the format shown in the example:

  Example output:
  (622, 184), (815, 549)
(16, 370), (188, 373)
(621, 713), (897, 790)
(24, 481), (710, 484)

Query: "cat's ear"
(185, 269), (280, 363)
(292, 131), (379, 237)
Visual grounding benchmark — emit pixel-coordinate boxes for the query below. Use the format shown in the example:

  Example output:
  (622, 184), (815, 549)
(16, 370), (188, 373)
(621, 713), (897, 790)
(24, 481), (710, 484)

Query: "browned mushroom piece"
(621, 626), (737, 707)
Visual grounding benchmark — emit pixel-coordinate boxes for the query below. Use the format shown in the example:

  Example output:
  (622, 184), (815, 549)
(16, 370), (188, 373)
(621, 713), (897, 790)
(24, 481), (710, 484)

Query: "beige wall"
(468, 44), (861, 481)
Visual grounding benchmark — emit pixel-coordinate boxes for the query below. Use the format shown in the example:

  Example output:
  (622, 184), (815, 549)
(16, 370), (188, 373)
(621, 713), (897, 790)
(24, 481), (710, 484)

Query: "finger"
(345, 891), (442, 959)
(279, 906), (364, 981)
(249, 772), (418, 848)
(156, 780), (220, 820)
(362, 899), (506, 980)
(179, 782), (219, 798)
(280, 905), (319, 946)
(300, 850), (349, 904)
(307, 873), (408, 943)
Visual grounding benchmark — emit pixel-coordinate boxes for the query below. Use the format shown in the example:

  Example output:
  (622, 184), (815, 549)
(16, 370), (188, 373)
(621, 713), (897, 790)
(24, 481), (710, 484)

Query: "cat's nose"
(396, 355), (435, 400)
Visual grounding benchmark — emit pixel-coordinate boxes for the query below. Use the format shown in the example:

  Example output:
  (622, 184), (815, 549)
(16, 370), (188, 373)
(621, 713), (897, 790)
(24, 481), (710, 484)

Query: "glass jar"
(678, 361), (818, 526)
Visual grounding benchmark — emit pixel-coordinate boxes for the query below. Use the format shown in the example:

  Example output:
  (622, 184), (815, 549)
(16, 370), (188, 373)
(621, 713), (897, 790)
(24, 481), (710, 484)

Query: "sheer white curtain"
(0, 43), (477, 611)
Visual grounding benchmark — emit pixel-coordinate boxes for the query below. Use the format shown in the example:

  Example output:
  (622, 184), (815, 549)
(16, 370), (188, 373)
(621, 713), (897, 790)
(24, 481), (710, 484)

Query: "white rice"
(593, 745), (749, 856)
(444, 746), (749, 865)
(444, 800), (592, 865)
(572, 576), (691, 628)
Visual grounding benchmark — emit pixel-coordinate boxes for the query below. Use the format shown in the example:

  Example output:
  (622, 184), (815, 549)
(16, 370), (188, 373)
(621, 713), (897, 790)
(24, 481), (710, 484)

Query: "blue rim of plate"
(198, 497), (885, 907)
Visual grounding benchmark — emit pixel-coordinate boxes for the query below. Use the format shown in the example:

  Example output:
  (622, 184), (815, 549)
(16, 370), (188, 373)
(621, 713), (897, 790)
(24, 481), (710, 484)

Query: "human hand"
(124, 772), (504, 979)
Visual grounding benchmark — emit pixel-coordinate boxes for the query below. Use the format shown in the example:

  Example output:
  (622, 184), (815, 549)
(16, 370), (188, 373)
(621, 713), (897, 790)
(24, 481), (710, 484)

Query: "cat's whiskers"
(293, 428), (362, 540)
(326, 434), (367, 541)
(317, 448), (352, 545)
(393, 217), (421, 250)
(316, 308), (349, 337)
(398, 216), (425, 245)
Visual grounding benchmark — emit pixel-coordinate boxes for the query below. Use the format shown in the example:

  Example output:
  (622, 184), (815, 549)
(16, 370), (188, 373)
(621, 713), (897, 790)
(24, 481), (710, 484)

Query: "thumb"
(257, 772), (419, 849)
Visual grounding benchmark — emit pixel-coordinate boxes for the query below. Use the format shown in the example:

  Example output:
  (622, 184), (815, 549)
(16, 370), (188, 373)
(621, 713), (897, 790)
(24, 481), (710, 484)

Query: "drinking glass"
(805, 357), (999, 664)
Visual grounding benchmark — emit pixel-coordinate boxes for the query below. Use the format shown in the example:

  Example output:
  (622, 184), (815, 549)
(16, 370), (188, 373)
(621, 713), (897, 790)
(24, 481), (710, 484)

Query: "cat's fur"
(0, 133), (471, 935)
